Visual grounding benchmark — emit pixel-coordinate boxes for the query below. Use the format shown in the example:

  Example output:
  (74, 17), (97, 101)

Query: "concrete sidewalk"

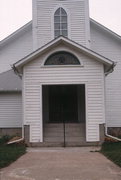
(1, 147), (121, 180)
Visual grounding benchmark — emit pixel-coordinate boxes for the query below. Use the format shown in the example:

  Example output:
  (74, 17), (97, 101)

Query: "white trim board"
(39, 81), (88, 142)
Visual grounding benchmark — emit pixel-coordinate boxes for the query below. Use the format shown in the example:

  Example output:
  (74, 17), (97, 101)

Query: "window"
(54, 8), (68, 38)
(44, 52), (80, 65)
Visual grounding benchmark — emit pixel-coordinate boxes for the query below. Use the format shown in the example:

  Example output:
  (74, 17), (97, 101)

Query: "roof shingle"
(0, 70), (22, 92)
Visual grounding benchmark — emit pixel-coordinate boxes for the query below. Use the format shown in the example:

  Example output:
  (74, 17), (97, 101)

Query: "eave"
(13, 36), (115, 74)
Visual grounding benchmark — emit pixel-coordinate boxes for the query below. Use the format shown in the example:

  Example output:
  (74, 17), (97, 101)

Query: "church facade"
(0, 0), (121, 146)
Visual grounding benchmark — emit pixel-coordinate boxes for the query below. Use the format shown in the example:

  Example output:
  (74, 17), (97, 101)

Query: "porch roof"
(0, 70), (22, 92)
(13, 36), (116, 74)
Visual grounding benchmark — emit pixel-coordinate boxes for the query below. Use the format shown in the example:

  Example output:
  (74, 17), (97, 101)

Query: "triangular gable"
(13, 36), (115, 74)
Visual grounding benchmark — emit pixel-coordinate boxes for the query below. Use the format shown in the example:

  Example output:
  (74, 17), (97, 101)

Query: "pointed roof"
(90, 19), (121, 42)
(13, 36), (115, 73)
(0, 21), (32, 48)
(1, 19), (121, 48)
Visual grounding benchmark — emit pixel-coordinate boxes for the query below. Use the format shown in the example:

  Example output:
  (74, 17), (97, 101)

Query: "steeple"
(32, 0), (90, 50)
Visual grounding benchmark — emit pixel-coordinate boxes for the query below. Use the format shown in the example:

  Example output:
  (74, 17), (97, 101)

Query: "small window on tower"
(54, 8), (68, 38)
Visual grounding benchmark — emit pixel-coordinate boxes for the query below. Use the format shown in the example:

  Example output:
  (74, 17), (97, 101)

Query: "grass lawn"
(0, 136), (26, 169)
(101, 141), (121, 167)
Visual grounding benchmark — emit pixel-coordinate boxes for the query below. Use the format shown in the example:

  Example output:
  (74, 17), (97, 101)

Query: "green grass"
(0, 136), (26, 168)
(101, 141), (121, 167)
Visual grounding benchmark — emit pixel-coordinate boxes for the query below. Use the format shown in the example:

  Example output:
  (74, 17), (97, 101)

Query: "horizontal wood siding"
(33, 0), (89, 49)
(24, 45), (105, 142)
(0, 93), (22, 128)
(90, 22), (121, 127)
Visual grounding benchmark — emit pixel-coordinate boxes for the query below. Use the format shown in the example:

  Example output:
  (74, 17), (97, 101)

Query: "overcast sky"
(0, 0), (121, 41)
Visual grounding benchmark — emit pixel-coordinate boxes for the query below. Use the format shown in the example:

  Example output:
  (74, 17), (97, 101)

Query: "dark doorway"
(42, 84), (86, 145)
(48, 85), (78, 123)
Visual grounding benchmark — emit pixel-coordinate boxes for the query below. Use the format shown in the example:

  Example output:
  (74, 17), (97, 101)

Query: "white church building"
(0, 0), (121, 146)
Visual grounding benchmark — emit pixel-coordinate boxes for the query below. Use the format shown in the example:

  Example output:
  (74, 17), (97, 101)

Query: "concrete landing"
(1, 147), (121, 180)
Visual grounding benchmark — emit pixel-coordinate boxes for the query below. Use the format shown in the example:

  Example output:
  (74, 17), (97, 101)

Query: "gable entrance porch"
(13, 37), (114, 146)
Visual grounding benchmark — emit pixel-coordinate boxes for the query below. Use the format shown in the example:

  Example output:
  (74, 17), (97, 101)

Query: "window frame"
(54, 7), (68, 38)
(44, 51), (82, 66)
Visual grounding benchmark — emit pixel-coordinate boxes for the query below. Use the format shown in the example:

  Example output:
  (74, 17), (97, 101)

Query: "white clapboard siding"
(30, 124), (42, 142)
(33, 0), (90, 49)
(0, 23), (33, 73)
(0, 93), (22, 127)
(90, 21), (121, 127)
(24, 45), (104, 142)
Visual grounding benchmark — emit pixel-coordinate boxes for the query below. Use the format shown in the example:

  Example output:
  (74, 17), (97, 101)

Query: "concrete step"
(30, 141), (99, 147)
(44, 138), (63, 141)
(44, 123), (85, 130)
(43, 130), (83, 134)
(44, 132), (85, 137)
(44, 123), (86, 144)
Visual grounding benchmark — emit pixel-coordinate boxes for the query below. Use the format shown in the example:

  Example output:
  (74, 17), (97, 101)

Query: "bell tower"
(32, 0), (90, 50)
